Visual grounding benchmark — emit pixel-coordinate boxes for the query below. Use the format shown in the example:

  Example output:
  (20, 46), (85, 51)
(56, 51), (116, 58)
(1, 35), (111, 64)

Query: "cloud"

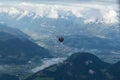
(8, 7), (20, 15)
(47, 8), (58, 19)
(31, 58), (66, 73)
(17, 10), (30, 20)
(6, 0), (118, 3)
(18, 2), (120, 24)
(0, 7), (20, 16)
(89, 69), (95, 75)
(0, 1), (119, 24)
(102, 8), (118, 24)
(84, 19), (96, 24)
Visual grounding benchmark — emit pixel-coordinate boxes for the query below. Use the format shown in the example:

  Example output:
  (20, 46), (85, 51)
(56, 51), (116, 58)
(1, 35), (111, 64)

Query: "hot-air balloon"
(58, 36), (64, 42)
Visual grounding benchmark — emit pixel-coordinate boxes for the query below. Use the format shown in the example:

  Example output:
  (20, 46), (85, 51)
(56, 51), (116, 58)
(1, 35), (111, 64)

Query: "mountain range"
(64, 35), (120, 52)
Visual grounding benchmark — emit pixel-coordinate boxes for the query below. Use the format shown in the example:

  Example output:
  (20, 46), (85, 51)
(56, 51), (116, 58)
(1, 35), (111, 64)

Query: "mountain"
(0, 74), (19, 80)
(0, 31), (51, 65)
(107, 61), (120, 80)
(64, 35), (120, 51)
(64, 35), (120, 50)
(0, 23), (30, 39)
(25, 52), (114, 80)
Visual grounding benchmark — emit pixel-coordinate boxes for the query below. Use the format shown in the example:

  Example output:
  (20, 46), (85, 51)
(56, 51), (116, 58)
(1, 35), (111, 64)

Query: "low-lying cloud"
(31, 58), (66, 73)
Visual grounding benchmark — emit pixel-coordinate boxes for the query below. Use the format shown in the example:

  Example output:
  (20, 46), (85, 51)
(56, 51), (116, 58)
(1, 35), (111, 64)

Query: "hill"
(25, 52), (119, 80)
(0, 24), (29, 39)
(0, 74), (19, 80)
(64, 35), (120, 51)
(0, 31), (51, 65)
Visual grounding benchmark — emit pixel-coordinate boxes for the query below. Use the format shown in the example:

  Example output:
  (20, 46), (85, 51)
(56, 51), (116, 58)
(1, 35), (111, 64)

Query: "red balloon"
(59, 36), (64, 42)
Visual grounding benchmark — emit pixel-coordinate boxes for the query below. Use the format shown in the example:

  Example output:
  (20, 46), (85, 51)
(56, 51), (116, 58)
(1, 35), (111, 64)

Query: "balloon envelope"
(59, 36), (64, 42)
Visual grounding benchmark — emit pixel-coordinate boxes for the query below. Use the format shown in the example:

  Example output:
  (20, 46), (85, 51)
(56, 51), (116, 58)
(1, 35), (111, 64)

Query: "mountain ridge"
(25, 52), (120, 80)
(0, 27), (52, 65)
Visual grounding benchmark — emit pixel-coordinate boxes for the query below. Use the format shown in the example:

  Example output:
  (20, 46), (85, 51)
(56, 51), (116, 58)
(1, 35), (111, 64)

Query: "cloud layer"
(0, 1), (119, 24)
(31, 58), (66, 73)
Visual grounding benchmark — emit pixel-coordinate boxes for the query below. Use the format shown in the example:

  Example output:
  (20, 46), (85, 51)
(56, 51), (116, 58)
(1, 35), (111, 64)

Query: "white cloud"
(102, 8), (118, 24)
(0, 2), (119, 24)
(19, 2), (35, 7)
(84, 18), (96, 24)
(89, 69), (95, 75)
(0, 7), (7, 13)
(31, 58), (66, 73)
(8, 7), (20, 15)
(18, 2), (96, 19)
(17, 10), (30, 20)
(85, 60), (93, 65)
(48, 8), (58, 19)
(0, 7), (20, 16)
